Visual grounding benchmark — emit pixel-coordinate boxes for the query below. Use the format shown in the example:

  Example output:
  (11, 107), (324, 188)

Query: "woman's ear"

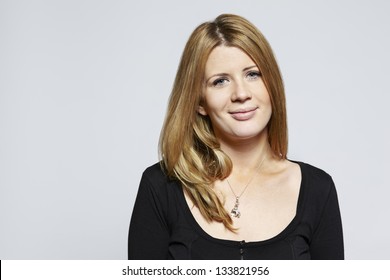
(197, 105), (207, 116)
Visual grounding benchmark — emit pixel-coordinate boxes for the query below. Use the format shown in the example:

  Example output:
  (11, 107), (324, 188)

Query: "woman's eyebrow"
(242, 65), (258, 71)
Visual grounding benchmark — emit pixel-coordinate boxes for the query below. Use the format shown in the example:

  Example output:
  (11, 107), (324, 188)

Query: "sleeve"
(128, 171), (170, 259)
(309, 178), (344, 260)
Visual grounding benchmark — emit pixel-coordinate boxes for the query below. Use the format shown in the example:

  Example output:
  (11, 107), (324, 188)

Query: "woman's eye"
(212, 78), (229, 87)
(247, 71), (261, 80)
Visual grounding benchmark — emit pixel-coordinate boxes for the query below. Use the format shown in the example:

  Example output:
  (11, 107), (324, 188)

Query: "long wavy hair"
(159, 14), (287, 231)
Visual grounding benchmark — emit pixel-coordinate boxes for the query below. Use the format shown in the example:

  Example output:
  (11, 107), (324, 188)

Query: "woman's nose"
(231, 80), (251, 102)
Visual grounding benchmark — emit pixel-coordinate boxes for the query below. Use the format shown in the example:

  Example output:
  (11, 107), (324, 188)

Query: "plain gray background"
(1, 0), (389, 259)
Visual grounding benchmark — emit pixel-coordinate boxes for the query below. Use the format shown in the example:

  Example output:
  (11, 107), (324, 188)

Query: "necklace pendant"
(230, 197), (241, 218)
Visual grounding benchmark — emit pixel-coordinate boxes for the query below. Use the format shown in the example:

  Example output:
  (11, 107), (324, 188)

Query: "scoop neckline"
(177, 160), (307, 247)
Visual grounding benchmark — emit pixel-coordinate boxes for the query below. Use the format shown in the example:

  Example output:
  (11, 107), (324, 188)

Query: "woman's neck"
(219, 132), (274, 175)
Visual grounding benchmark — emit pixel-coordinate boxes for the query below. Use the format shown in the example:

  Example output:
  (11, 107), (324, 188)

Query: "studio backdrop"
(1, 0), (389, 259)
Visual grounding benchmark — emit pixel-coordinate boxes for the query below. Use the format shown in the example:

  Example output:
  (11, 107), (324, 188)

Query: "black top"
(128, 161), (344, 260)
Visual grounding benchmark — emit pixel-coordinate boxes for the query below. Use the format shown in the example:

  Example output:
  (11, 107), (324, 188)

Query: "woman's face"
(198, 46), (272, 144)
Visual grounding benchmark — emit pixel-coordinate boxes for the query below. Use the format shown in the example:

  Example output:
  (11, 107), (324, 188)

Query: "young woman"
(128, 14), (344, 260)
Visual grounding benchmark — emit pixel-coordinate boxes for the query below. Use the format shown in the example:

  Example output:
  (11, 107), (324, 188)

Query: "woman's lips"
(229, 107), (258, 121)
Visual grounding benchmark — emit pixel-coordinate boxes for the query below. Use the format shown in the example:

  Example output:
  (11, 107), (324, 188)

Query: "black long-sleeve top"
(128, 161), (344, 259)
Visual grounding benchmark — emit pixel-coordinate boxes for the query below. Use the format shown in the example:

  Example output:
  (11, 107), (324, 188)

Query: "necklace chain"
(226, 156), (266, 218)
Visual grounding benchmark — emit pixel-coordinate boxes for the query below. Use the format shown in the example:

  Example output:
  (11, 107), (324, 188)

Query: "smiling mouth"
(229, 107), (258, 121)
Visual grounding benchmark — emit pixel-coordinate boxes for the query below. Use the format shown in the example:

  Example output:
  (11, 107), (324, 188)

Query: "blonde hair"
(159, 14), (287, 231)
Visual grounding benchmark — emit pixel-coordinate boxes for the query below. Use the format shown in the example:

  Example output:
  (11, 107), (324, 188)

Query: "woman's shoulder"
(292, 160), (337, 199)
(140, 161), (177, 193)
(293, 160), (332, 180)
(143, 161), (166, 178)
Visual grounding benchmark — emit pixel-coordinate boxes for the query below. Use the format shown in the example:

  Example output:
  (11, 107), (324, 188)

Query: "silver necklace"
(226, 157), (266, 218)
